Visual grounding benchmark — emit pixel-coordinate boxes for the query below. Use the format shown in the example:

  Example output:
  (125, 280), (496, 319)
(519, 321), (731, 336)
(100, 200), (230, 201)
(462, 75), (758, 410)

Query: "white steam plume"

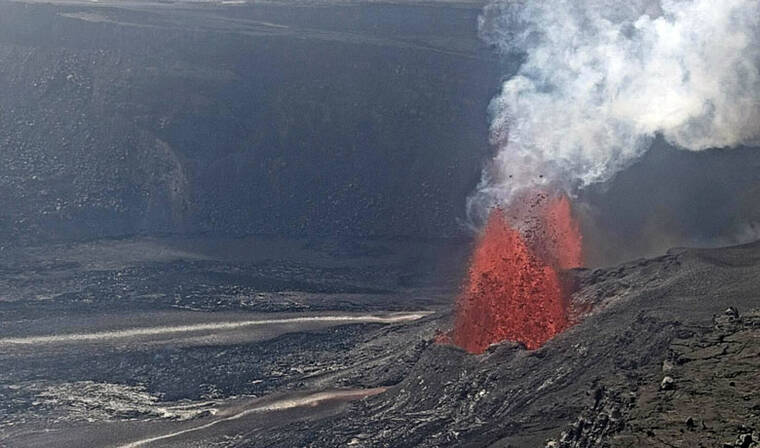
(468, 0), (760, 224)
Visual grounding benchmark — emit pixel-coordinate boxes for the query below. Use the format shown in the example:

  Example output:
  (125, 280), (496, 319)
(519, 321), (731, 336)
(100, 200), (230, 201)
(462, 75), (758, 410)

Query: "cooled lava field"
(207, 240), (760, 448)
(2, 237), (759, 447)
(2, 0), (760, 447)
(0, 235), (464, 447)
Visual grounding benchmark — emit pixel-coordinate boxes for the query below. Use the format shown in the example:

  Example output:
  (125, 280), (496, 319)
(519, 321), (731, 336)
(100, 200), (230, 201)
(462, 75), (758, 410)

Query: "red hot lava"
(451, 193), (583, 354)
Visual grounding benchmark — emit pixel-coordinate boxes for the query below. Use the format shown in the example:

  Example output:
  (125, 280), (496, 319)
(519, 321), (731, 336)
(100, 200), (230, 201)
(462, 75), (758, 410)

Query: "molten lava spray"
(452, 193), (583, 353)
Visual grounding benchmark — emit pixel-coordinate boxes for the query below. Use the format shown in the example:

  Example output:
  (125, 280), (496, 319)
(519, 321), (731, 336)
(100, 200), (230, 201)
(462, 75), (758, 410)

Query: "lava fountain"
(451, 192), (583, 353)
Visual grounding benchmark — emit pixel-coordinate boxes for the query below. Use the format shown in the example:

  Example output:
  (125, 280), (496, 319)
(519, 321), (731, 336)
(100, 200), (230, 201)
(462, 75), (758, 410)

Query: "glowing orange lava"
(451, 192), (583, 353)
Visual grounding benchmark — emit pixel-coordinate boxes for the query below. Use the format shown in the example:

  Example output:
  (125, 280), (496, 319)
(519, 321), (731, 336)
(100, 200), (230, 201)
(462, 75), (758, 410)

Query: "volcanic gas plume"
(468, 0), (760, 225)
(451, 0), (760, 354)
(452, 193), (582, 353)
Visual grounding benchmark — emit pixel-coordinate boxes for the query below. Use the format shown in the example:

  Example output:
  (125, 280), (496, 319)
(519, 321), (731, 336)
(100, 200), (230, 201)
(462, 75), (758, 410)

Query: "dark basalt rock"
(246, 242), (760, 448)
(0, 0), (501, 245)
(1, 239), (759, 447)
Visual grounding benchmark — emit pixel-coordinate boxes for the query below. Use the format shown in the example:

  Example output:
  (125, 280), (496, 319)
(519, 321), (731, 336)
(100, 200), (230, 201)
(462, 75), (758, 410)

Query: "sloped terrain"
(0, 0), (499, 244)
(243, 241), (760, 448)
(608, 308), (760, 448)
(2, 239), (759, 447)
(0, 236), (458, 447)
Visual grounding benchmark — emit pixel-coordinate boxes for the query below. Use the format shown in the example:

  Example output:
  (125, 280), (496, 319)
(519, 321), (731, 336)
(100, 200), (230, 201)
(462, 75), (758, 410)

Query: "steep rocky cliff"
(0, 0), (501, 243)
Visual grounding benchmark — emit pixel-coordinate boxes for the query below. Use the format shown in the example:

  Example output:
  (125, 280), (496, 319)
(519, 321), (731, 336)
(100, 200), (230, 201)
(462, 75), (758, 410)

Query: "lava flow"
(451, 193), (583, 353)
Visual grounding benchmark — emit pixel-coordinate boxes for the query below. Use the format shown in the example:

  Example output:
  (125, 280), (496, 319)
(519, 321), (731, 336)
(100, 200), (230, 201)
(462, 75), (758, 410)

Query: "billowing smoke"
(468, 0), (760, 225)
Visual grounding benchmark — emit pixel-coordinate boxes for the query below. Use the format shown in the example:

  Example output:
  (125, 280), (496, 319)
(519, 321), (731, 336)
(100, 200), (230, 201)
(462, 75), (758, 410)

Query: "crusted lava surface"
(248, 241), (760, 448)
(2, 238), (759, 447)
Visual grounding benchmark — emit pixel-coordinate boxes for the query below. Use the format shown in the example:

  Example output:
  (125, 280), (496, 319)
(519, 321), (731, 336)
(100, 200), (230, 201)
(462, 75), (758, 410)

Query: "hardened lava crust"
(250, 241), (760, 448)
